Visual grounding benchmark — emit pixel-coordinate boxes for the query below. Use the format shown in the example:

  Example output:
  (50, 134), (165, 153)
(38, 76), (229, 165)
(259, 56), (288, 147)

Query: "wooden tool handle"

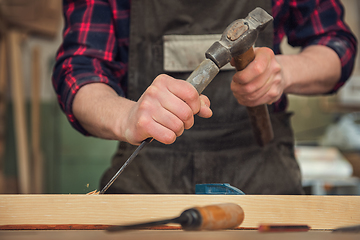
(233, 47), (274, 146)
(233, 47), (256, 71)
(195, 203), (244, 230)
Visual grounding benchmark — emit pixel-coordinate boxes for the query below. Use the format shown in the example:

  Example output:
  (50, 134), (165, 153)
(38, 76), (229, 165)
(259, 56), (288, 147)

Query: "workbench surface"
(1, 194), (359, 237)
(1, 230), (359, 240)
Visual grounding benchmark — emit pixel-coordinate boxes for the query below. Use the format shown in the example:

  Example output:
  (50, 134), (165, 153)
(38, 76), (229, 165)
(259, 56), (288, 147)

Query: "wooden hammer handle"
(233, 47), (274, 146)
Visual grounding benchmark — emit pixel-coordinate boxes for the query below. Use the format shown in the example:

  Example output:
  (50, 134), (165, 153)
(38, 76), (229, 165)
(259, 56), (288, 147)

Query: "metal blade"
(99, 138), (152, 194)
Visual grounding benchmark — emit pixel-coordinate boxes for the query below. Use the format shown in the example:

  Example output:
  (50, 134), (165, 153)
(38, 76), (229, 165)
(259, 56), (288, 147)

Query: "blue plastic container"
(195, 183), (245, 195)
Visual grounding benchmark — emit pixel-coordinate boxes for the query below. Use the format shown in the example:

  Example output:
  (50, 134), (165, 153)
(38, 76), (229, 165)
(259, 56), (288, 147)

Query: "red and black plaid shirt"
(52, 0), (357, 135)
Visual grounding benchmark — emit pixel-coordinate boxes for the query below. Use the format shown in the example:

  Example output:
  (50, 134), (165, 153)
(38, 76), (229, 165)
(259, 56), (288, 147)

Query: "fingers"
(127, 74), (212, 145)
(153, 75), (199, 129)
(135, 94), (185, 143)
(231, 47), (284, 106)
(197, 95), (213, 118)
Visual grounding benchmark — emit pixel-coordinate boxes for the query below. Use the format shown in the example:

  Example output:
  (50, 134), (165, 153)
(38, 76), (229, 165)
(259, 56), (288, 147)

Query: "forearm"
(230, 45), (344, 107)
(279, 45), (341, 95)
(72, 83), (134, 141)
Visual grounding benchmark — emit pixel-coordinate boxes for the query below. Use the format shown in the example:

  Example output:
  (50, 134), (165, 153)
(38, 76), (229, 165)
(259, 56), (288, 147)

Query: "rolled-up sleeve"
(52, 0), (130, 135)
(273, 0), (357, 93)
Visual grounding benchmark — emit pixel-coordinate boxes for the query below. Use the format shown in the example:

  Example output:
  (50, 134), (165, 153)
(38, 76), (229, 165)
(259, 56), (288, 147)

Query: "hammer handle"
(233, 46), (274, 146)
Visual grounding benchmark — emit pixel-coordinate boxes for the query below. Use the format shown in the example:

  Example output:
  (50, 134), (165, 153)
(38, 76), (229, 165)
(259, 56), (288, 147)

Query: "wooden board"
(0, 230), (360, 240)
(8, 30), (31, 194)
(31, 46), (43, 194)
(0, 195), (359, 230)
(0, 28), (7, 193)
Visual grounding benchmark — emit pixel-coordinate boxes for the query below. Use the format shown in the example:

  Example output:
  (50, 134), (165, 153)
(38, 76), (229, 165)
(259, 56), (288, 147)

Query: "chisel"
(107, 203), (244, 232)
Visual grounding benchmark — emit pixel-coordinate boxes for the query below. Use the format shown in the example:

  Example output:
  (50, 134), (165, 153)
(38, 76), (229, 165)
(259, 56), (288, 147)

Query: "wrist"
(72, 83), (132, 141)
(275, 54), (294, 95)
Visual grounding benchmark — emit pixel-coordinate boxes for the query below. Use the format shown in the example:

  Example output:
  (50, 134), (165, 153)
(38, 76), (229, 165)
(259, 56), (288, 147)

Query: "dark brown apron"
(100, 0), (304, 194)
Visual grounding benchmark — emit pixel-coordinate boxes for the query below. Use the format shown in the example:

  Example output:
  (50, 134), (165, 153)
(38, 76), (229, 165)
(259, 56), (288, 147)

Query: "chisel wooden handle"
(233, 46), (274, 146)
(107, 203), (244, 232)
(188, 203), (244, 230)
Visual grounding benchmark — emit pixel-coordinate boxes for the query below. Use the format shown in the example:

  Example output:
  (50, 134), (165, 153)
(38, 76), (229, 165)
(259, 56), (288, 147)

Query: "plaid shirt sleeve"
(52, 0), (130, 135)
(272, 0), (358, 94)
(53, 0), (357, 133)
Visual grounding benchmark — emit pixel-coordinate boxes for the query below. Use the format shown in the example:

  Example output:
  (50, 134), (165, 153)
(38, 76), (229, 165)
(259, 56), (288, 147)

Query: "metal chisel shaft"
(99, 138), (152, 194)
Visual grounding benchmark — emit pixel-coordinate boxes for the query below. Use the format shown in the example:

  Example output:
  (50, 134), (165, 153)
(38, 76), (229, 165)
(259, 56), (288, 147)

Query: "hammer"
(99, 7), (273, 194)
(186, 7), (274, 146)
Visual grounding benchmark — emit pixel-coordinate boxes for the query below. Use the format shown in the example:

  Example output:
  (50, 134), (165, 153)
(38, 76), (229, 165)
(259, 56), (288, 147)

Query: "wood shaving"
(86, 190), (100, 195)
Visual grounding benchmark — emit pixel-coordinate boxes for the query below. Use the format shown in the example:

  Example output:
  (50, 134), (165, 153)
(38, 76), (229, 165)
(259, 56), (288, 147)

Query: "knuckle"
(185, 88), (199, 102)
(268, 92), (277, 100)
(243, 84), (255, 94)
(136, 115), (151, 130)
(145, 85), (159, 97)
(272, 76), (281, 85)
(266, 88), (281, 102)
(183, 115), (194, 129)
(154, 74), (167, 83)
(138, 99), (152, 112)
(233, 72), (245, 84)
(273, 61), (282, 73)
(253, 61), (266, 75)
(273, 88), (282, 98)
(248, 94), (257, 101)
(183, 108), (194, 121)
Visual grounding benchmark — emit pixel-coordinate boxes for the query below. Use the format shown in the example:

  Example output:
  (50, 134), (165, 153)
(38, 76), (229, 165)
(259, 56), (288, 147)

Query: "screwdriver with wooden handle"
(107, 203), (244, 232)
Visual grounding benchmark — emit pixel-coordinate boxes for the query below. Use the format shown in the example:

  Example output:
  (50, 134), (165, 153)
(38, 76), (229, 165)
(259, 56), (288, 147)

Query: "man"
(53, 0), (357, 194)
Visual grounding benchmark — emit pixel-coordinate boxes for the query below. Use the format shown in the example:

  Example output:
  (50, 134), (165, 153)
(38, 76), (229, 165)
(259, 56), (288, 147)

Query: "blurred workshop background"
(0, 0), (359, 195)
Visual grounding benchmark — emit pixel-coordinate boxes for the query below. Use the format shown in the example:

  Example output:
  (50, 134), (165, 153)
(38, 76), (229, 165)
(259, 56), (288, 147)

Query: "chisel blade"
(99, 138), (152, 194)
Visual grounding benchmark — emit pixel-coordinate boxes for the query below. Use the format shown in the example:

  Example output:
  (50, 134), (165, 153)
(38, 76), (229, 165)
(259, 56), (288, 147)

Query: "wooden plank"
(8, 30), (31, 193)
(1, 230), (360, 240)
(31, 46), (43, 194)
(0, 32), (7, 193)
(0, 224), (111, 230)
(0, 195), (359, 230)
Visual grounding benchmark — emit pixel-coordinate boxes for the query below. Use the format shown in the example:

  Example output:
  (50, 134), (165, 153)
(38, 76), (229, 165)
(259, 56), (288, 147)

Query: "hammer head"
(206, 7), (273, 68)
(246, 7), (274, 31)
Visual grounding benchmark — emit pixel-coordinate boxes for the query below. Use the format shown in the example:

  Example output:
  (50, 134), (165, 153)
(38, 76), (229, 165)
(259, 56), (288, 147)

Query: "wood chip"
(86, 190), (100, 195)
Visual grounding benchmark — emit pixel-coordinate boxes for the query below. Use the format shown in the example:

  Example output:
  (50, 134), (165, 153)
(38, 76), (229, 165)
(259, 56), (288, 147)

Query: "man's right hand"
(73, 74), (212, 145)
